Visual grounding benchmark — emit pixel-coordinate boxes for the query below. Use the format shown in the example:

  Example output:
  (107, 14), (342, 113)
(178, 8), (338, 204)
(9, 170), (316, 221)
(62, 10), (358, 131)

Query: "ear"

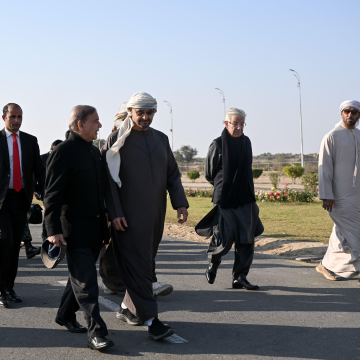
(2, 115), (5, 121)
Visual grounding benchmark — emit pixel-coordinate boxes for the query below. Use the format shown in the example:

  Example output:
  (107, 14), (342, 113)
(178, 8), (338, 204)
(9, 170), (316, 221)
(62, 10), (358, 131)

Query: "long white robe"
(319, 124), (360, 277)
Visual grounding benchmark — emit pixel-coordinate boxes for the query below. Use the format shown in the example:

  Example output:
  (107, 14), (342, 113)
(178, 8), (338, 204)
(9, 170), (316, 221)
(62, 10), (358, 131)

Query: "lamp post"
(164, 100), (173, 150)
(215, 88), (226, 119)
(289, 69), (304, 167)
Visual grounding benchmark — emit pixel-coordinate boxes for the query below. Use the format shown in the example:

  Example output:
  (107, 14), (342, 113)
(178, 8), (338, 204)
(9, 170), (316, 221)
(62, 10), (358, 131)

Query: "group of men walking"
(1, 92), (358, 352)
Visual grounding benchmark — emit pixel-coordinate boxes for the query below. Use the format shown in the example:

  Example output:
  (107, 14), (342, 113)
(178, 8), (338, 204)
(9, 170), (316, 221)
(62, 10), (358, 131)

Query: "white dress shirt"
(5, 128), (24, 188)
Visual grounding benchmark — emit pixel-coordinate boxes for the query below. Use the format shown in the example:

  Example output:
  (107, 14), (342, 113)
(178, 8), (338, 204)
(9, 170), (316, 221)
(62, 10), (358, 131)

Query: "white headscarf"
(335, 100), (360, 128)
(113, 102), (128, 129)
(106, 92), (157, 188)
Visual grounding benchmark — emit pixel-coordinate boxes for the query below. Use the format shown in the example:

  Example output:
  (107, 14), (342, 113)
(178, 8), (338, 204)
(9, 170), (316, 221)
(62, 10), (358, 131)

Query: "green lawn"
(166, 198), (333, 243)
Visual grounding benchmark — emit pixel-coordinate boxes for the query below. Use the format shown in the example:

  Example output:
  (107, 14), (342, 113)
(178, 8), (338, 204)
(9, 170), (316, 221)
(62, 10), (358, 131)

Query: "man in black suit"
(22, 139), (63, 253)
(0, 103), (45, 308)
(40, 140), (63, 167)
(44, 105), (114, 351)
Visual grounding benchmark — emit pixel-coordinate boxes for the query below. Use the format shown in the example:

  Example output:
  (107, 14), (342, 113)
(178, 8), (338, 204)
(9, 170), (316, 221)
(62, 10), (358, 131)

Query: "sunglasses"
(135, 109), (155, 116)
(343, 109), (359, 115)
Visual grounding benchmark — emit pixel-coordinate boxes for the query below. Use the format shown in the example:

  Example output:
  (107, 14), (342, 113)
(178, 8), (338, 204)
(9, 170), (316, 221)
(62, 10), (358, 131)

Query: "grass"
(166, 198), (333, 243)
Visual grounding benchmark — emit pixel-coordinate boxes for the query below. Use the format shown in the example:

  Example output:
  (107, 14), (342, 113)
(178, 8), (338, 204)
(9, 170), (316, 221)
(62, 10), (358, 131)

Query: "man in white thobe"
(316, 100), (360, 280)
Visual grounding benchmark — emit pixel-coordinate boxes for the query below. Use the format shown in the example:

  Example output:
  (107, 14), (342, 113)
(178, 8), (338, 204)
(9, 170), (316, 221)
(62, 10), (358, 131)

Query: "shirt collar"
(5, 128), (20, 138)
(69, 131), (93, 150)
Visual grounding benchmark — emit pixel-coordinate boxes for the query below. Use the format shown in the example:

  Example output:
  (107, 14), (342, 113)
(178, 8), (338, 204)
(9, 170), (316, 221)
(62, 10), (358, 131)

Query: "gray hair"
(69, 105), (97, 131)
(225, 107), (247, 123)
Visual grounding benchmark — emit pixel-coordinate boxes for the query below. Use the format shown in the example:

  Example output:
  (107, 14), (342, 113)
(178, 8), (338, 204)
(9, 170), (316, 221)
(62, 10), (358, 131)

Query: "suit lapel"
(19, 131), (29, 178)
(0, 128), (10, 172)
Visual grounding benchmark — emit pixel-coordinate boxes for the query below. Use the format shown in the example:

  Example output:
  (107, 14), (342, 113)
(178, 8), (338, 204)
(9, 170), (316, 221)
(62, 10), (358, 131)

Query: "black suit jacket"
(34, 152), (50, 194)
(0, 128), (45, 211)
(40, 152), (50, 166)
(44, 132), (109, 248)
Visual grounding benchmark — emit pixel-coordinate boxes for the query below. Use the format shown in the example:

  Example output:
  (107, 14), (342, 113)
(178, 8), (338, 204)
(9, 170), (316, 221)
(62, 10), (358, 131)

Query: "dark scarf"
(220, 128), (250, 208)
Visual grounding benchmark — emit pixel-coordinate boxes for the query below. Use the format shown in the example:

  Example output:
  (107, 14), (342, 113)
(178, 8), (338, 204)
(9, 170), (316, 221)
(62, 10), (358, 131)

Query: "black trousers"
(208, 232), (255, 281)
(57, 244), (108, 337)
(112, 227), (158, 323)
(0, 189), (28, 292)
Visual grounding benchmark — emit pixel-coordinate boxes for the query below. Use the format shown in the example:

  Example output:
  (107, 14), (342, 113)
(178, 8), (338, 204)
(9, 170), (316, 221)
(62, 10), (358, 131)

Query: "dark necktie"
(12, 133), (21, 192)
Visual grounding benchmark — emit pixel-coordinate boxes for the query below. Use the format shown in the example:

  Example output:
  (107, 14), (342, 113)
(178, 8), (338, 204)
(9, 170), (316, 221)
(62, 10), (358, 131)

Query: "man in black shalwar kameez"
(104, 92), (189, 341)
(195, 107), (264, 290)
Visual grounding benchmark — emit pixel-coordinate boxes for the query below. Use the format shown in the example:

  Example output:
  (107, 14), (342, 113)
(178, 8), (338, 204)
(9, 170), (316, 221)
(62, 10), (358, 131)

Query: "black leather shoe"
(148, 318), (174, 341)
(26, 245), (41, 259)
(0, 292), (9, 308)
(88, 336), (114, 351)
(55, 317), (87, 333)
(232, 278), (259, 290)
(205, 263), (219, 284)
(6, 289), (22, 303)
(116, 307), (142, 326)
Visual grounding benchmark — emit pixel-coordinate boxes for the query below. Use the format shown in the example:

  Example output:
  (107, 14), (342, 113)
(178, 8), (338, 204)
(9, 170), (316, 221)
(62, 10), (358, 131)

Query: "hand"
(323, 199), (336, 212)
(112, 217), (128, 231)
(33, 192), (40, 199)
(47, 234), (67, 247)
(177, 207), (188, 224)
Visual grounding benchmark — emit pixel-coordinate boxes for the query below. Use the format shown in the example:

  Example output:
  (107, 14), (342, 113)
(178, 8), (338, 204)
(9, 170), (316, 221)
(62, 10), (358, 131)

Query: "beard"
(344, 118), (357, 127)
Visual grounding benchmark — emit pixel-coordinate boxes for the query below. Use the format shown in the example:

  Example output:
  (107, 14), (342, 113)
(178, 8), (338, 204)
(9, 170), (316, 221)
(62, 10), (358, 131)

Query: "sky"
(1, 0), (359, 157)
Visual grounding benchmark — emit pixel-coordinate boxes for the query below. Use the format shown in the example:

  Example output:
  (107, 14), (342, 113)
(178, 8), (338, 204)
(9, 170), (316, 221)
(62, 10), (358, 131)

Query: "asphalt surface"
(1, 224), (360, 360)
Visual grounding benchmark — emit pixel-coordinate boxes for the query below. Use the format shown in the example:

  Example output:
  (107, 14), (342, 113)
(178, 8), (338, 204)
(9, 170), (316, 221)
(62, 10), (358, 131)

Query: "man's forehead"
(343, 107), (358, 111)
(7, 106), (22, 115)
(230, 115), (245, 122)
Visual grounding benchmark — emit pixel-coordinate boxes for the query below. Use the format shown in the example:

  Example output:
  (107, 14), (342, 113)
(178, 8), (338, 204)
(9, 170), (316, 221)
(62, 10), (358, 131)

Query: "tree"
(187, 170), (200, 182)
(277, 153), (285, 163)
(282, 166), (305, 184)
(93, 139), (105, 149)
(269, 172), (280, 188)
(173, 150), (184, 163)
(173, 145), (198, 163)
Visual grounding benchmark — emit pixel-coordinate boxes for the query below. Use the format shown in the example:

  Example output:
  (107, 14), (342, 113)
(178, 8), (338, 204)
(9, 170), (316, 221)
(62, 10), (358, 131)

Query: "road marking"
(98, 296), (119, 313)
(164, 334), (188, 343)
(56, 280), (188, 344)
(285, 260), (318, 267)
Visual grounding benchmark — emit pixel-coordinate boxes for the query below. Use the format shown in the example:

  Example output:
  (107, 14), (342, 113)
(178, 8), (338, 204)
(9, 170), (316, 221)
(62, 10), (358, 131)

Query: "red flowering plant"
(255, 183), (316, 203)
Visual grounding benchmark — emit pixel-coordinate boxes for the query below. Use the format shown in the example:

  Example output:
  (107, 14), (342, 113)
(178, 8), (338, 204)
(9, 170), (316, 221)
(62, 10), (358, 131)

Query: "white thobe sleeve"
(318, 133), (335, 200)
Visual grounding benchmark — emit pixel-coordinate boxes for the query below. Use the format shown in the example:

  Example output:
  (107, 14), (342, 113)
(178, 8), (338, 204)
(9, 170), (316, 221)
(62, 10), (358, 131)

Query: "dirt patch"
(163, 222), (328, 257)
(254, 236), (327, 257)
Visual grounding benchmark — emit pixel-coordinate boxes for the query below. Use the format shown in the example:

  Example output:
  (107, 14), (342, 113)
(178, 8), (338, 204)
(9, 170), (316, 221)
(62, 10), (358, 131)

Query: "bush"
(187, 170), (200, 182)
(269, 172), (280, 188)
(301, 173), (318, 192)
(282, 166), (305, 184)
(252, 169), (263, 179)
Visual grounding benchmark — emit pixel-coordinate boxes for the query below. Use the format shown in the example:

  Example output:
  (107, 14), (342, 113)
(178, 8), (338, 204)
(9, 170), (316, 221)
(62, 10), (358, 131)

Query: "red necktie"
(12, 133), (22, 192)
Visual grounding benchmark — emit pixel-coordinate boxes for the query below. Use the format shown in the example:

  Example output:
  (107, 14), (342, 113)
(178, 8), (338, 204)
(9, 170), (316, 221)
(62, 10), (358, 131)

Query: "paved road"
(1, 224), (360, 360)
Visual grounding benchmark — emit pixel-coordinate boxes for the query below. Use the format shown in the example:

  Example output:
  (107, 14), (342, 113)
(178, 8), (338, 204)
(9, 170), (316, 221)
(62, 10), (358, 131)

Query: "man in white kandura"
(316, 100), (360, 280)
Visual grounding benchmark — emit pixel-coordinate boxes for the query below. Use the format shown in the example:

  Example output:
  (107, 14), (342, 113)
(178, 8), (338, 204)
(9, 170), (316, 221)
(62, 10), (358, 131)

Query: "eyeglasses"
(343, 109), (359, 115)
(135, 109), (156, 116)
(227, 121), (246, 128)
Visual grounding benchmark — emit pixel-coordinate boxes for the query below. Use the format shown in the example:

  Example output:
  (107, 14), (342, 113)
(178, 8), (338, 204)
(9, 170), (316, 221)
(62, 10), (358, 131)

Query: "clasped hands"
(111, 206), (188, 231)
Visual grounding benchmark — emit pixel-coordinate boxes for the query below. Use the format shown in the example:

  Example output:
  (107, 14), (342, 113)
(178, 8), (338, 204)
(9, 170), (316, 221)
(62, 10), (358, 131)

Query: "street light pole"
(289, 69), (304, 167)
(164, 101), (173, 150)
(215, 88), (226, 120)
